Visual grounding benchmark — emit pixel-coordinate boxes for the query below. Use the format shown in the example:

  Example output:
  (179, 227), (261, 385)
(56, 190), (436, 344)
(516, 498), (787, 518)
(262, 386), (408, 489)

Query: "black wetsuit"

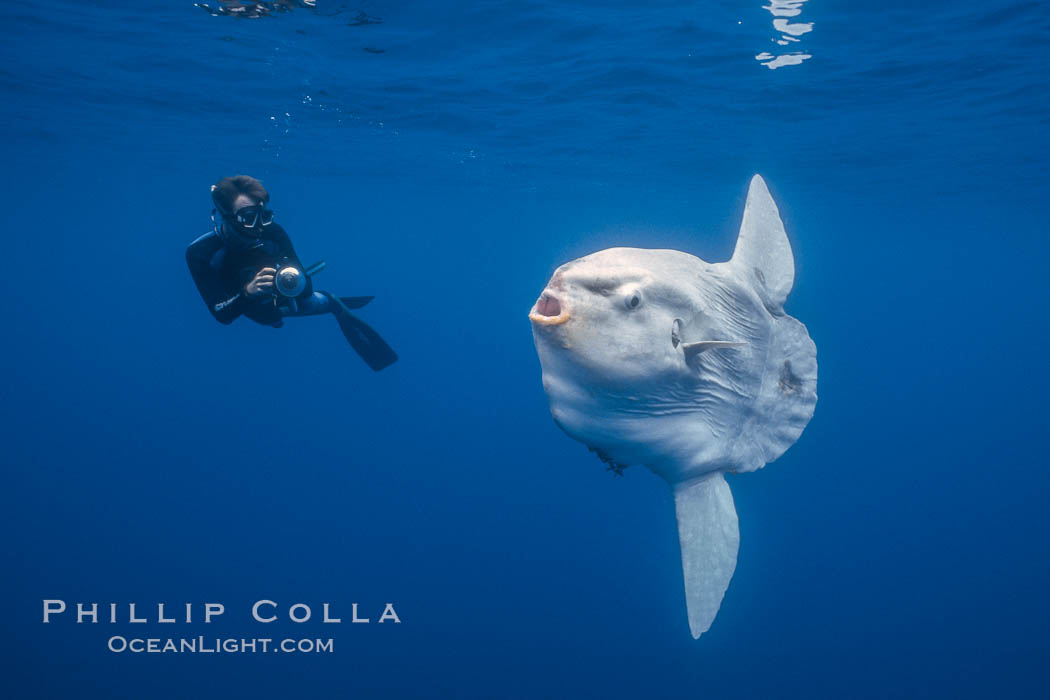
(186, 224), (317, 327)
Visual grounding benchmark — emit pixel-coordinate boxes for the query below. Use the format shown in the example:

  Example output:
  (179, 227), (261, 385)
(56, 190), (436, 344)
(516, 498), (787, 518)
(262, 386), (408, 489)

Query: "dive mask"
(231, 205), (274, 230)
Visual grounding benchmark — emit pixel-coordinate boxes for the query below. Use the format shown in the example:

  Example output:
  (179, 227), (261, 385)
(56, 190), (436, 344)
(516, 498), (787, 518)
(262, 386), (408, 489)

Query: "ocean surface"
(2, 1), (1048, 698)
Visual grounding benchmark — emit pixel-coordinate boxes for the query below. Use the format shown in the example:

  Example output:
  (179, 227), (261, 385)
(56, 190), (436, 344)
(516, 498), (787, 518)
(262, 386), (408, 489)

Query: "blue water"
(2, 1), (1048, 697)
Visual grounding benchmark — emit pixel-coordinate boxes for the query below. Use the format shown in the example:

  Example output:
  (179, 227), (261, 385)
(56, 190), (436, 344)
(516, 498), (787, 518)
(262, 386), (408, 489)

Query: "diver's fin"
(339, 296), (374, 310)
(331, 297), (398, 371)
(673, 472), (740, 639)
(682, 340), (746, 359)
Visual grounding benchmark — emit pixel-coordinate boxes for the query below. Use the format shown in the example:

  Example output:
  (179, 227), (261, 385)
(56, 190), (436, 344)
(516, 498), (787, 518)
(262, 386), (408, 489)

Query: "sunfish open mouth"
(529, 292), (570, 326)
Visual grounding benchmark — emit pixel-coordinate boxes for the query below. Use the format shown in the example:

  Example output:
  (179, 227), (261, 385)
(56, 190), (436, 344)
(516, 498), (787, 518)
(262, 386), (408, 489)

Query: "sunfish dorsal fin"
(674, 472), (740, 639)
(731, 174), (795, 310)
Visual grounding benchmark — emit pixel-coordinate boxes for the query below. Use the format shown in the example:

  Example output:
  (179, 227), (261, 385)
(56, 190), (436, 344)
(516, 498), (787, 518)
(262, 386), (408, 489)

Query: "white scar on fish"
(529, 175), (817, 639)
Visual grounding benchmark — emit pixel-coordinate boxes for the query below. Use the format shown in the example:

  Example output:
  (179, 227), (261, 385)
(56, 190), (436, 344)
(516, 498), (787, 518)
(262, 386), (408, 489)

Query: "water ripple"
(756, 0), (813, 69)
(1, 0), (1047, 190)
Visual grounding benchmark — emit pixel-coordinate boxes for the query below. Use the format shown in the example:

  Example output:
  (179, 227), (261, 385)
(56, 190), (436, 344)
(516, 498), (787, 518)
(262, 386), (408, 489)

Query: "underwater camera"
(274, 259), (326, 298)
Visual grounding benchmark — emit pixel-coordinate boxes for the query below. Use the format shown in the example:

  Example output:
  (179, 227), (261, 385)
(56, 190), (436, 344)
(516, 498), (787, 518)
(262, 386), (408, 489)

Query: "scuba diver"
(186, 175), (397, 371)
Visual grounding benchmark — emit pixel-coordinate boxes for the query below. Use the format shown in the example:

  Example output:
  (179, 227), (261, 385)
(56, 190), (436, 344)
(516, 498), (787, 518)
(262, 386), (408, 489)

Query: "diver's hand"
(244, 267), (277, 298)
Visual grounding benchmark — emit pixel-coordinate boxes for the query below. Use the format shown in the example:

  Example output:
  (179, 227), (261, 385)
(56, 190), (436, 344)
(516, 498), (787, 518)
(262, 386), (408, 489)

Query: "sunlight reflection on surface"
(757, 0), (813, 69)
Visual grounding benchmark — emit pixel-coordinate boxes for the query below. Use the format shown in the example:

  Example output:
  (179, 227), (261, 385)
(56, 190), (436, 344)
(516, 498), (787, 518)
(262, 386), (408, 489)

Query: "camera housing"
(274, 260), (306, 298)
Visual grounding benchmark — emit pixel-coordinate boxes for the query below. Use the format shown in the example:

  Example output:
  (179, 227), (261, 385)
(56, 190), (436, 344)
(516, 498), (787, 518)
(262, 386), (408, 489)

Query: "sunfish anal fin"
(673, 472), (740, 639)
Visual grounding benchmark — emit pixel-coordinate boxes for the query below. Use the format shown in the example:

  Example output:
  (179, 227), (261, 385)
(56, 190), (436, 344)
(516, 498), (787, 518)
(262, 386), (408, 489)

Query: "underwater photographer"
(186, 175), (397, 371)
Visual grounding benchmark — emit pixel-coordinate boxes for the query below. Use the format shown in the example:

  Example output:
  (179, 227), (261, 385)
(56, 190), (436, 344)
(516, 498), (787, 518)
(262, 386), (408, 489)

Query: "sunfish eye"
(624, 286), (643, 310)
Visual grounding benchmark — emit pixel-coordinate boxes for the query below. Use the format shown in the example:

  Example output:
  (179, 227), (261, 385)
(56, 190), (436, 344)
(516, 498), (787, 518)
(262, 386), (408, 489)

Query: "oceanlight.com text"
(107, 636), (334, 654)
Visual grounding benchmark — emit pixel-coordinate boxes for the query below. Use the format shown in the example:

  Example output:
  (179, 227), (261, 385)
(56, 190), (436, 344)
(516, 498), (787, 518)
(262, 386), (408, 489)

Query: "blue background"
(1, 1), (1048, 698)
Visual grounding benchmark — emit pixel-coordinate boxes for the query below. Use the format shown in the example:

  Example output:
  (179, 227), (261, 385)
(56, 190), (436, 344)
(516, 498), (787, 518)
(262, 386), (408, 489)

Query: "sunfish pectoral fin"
(673, 472), (740, 639)
(682, 340), (747, 360)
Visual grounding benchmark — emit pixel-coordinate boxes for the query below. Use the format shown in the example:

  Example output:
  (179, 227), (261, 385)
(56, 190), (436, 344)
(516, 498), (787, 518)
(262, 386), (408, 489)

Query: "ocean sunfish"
(528, 175), (817, 638)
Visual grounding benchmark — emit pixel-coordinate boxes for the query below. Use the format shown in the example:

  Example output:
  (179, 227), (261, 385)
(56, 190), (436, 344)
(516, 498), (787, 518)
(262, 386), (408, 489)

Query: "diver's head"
(211, 174), (275, 243)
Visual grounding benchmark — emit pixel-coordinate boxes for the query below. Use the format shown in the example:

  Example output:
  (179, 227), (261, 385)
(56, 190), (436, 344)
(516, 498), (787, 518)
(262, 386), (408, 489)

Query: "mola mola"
(528, 175), (817, 639)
